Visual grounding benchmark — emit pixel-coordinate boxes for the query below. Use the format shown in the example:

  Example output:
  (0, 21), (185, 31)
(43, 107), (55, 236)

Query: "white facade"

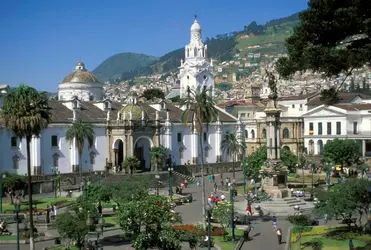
(179, 18), (214, 97)
(58, 62), (104, 101)
(302, 104), (371, 157)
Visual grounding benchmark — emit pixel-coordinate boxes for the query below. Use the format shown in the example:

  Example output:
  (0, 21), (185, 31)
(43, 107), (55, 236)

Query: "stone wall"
(174, 162), (242, 176)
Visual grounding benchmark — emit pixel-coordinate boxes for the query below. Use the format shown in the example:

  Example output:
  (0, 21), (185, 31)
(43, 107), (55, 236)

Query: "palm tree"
(122, 156), (141, 174)
(180, 86), (218, 219)
(150, 146), (167, 172)
(1, 85), (51, 250)
(221, 132), (246, 181)
(65, 120), (95, 189)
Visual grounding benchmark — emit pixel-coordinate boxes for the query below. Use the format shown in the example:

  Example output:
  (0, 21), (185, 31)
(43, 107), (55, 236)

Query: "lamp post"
(310, 163), (316, 199)
(155, 175), (160, 196)
(205, 205), (212, 250)
(242, 161), (247, 195)
(14, 198), (21, 250)
(230, 186), (236, 242)
(86, 212), (105, 250)
(51, 166), (59, 198)
(0, 174), (6, 214)
(168, 166), (173, 198)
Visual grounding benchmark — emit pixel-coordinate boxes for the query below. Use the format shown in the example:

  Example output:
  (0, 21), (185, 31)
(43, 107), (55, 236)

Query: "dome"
(119, 104), (147, 120)
(62, 62), (100, 84)
(190, 19), (201, 32)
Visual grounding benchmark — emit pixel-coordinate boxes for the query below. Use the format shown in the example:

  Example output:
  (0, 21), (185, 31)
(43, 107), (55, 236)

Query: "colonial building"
(0, 18), (241, 176)
(302, 92), (371, 158)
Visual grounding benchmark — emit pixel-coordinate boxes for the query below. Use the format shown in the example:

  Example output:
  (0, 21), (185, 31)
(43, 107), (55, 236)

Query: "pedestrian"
(276, 228), (282, 245)
(246, 204), (252, 216)
(212, 174), (215, 183)
(324, 214), (328, 224)
(349, 239), (354, 250)
(213, 182), (217, 193)
(97, 202), (102, 215)
(220, 193), (225, 201)
(184, 179), (188, 188)
(196, 179), (200, 186)
(272, 216), (278, 231)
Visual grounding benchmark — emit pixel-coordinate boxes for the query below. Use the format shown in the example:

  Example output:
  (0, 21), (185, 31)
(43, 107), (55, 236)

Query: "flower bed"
(172, 224), (226, 236)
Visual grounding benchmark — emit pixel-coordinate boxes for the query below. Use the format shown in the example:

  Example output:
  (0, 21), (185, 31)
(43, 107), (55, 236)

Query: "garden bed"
(213, 228), (244, 250)
(172, 224), (226, 236)
(3, 197), (76, 214)
(290, 226), (371, 250)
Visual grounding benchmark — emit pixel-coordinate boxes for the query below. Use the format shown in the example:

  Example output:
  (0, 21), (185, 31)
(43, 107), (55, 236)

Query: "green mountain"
(92, 52), (158, 82)
(96, 12), (301, 83)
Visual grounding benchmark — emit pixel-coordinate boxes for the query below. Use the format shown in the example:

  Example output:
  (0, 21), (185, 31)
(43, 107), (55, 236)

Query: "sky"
(0, 0), (309, 92)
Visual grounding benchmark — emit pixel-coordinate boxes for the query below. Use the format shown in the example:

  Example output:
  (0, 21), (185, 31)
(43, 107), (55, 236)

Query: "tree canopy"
(323, 139), (361, 166)
(142, 88), (165, 101)
(276, 0), (371, 104)
(2, 173), (27, 204)
(65, 120), (95, 155)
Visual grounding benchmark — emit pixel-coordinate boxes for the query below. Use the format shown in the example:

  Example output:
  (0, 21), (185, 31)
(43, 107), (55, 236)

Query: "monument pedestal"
(259, 162), (290, 199)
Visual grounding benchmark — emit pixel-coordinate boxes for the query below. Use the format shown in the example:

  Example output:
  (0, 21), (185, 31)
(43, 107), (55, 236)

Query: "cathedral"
(0, 18), (242, 176)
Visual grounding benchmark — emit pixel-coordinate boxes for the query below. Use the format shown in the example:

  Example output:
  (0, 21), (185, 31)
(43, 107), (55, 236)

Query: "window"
(247, 113), (250, 117)
(203, 75), (207, 80)
(251, 130), (255, 139)
(203, 132), (207, 142)
(89, 95), (94, 101)
(336, 122), (341, 135)
(283, 128), (289, 139)
(104, 102), (109, 109)
(309, 123), (314, 135)
(11, 137), (17, 147)
(12, 155), (19, 169)
(300, 104), (303, 108)
(292, 104), (295, 108)
(52, 153), (59, 167)
(353, 122), (358, 134)
(327, 122), (332, 135)
(318, 123), (323, 135)
(177, 133), (182, 143)
(240, 113), (246, 118)
(262, 129), (267, 139)
(51, 135), (58, 147)
(245, 130), (248, 138)
(90, 152), (96, 165)
(179, 148), (184, 159)
(73, 100), (78, 109)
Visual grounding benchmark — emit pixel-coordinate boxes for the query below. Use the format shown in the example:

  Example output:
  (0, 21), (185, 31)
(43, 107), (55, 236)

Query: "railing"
(31, 171), (104, 183)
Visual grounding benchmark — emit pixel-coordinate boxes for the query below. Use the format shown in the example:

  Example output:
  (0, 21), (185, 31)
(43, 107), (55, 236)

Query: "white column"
(276, 127), (281, 159)
(165, 112), (172, 150)
(215, 118), (222, 162)
(72, 137), (79, 171)
(191, 127), (198, 164)
(362, 140), (366, 156)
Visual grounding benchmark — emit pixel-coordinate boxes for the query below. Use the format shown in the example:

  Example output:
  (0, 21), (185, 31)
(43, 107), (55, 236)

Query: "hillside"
(97, 12), (301, 83)
(92, 52), (158, 82)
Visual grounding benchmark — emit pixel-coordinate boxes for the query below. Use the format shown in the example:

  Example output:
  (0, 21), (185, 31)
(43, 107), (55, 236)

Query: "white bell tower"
(179, 16), (214, 98)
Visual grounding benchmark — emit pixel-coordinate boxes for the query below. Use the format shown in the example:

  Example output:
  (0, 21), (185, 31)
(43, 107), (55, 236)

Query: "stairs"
(172, 171), (196, 184)
(256, 197), (314, 216)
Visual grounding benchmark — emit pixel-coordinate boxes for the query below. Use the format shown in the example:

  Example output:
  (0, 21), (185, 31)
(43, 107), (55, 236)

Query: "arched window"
(12, 155), (19, 169)
(104, 101), (109, 109)
(52, 153), (59, 167)
(194, 47), (197, 57)
(283, 128), (290, 139)
(187, 48), (190, 58)
(262, 129), (267, 139)
(90, 152), (96, 165)
(251, 130), (255, 139)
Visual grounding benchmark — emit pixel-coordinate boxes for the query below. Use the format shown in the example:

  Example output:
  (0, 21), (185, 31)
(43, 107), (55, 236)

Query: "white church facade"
(0, 18), (242, 176)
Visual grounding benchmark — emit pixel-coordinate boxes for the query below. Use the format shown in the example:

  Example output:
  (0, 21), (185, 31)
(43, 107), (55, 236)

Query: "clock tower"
(179, 16), (214, 97)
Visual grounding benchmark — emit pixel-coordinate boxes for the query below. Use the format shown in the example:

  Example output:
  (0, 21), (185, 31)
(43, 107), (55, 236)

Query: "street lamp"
(368, 186), (371, 234)
(242, 161), (247, 195)
(0, 173), (6, 213)
(86, 212), (105, 250)
(205, 205), (212, 250)
(155, 175), (160, 196)
(168, 166), (173, 198)
(230, 185), (236, 242)
(14, 197), (21, 250)
(51, 166), (59, 198)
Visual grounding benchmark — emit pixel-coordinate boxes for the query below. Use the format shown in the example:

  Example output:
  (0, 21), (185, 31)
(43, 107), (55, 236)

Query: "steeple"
(185, 16), (207, 60)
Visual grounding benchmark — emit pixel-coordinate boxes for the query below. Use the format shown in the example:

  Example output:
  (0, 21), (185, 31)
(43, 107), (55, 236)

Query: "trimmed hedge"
(172, 224), (226, 236)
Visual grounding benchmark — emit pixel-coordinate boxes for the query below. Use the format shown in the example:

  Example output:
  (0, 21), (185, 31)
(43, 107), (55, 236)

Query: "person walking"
(213, 182), (217, 193)
(272, 216), (278, 231)
(276, 228), (283, 245)
(349, 239), (354, 250)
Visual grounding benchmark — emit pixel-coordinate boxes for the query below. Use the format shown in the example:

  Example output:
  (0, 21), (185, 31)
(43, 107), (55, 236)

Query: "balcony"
(309, 130), (314, 135)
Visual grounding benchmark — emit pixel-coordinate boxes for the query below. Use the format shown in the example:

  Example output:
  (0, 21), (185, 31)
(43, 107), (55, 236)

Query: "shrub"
(291, 226), (346, 243)
(172, 224), (226, 236)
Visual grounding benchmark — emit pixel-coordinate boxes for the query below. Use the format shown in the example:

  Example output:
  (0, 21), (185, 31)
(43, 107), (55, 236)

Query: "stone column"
(164, 112), (172, 150)
(362, 140), (366, 156)
(191, 127), (199, 164)
(215, 117), (222, 162)
(71, 137), (79, 172)
(114, 149), (118, 167)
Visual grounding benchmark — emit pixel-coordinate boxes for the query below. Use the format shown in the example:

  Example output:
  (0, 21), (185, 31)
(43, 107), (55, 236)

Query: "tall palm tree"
(150, 146), (167, 172)
(65, 120), (95, 189)
(221, 132), (246, 181)
(180, 86), (218, 219)
(1, 85), (51, 250)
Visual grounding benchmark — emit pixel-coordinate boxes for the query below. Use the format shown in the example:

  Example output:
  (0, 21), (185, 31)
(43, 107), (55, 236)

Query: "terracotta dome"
(62, 62), (100, 84)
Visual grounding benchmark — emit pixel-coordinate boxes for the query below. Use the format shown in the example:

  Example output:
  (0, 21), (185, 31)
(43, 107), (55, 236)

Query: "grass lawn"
(0, 235), (17, 240)
(213, 228), (244, 250)
(288, 175), (338, 184)
(48, 246), (79, 250)
(2, 197), (76, 213)
(102, 201), (117, 209)
(291, 235), (368, 250)
(104, 215), (118, 226)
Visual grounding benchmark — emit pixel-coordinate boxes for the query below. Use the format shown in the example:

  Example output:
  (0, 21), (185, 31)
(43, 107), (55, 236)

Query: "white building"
(302, 93), (371, 157)
(0, 18), (240, 176)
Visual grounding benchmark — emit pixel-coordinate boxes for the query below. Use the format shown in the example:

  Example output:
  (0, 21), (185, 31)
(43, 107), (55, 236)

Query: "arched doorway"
(317, 140), (324, 155)
(134, 136), (153, 171)
(113, 139), (124, 171)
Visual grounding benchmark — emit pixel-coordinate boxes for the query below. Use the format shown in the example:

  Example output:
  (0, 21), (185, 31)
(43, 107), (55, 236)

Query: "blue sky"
(0, 0), (308, 92)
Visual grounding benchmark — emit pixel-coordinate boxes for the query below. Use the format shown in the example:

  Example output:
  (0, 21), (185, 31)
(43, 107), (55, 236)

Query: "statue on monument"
(265, 70), (278, 108)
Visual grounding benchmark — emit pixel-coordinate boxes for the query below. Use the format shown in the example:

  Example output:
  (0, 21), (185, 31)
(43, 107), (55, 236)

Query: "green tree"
(314, 179), (371, 230)
(180, 86), (218, 219)
(276, 0), (371, 104)
(142, 88), (165, 101)
(117, 195), (187, 249)
(221, 132), (246, 180)
(245, 146), (267, 178)
(211, 201), (232, 240)
(280, 147), (298, 173)
(286, 214), (312, 249)
(150, 146), (167, 172)
(1, 85), (52, 249)
(122, 156), (141, 173)
(56, 210), (90, 248)
(323, 139), (361, 167)
(1, 173), (27, 205)
(65, 120), (95, 187)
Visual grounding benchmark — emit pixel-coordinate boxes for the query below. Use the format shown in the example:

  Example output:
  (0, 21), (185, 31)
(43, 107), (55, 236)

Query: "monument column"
(164, 112), (172, 150)
(215, 117), (222, 162)
(191, 115), (199, 164)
